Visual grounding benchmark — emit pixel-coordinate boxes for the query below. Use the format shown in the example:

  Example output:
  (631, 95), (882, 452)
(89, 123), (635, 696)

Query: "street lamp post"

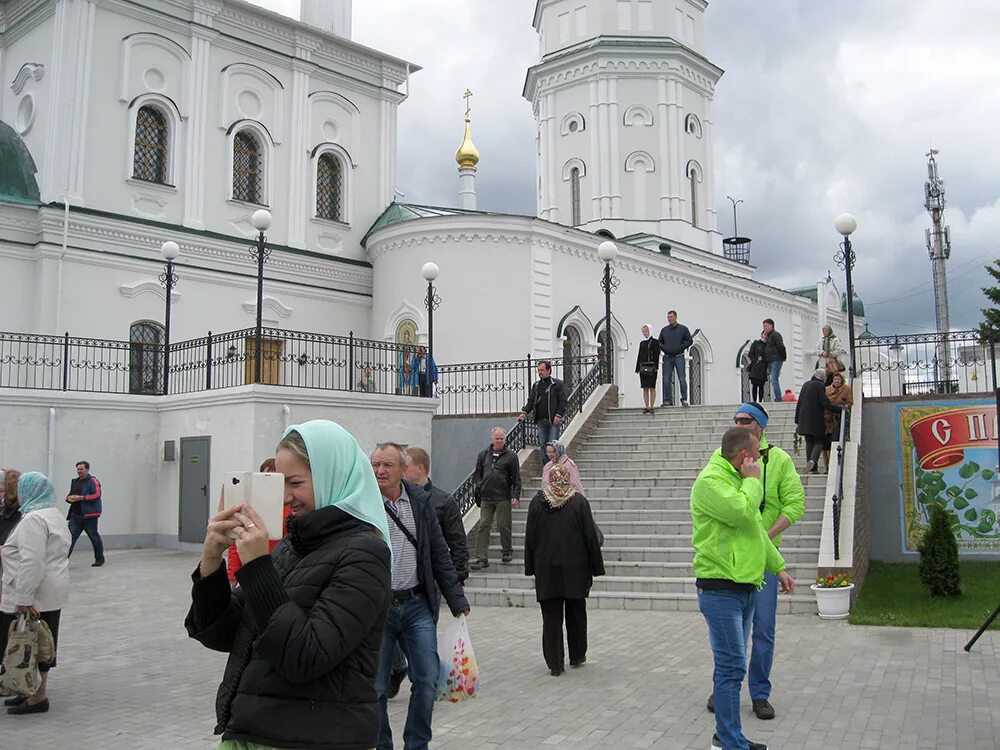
(249, 209), (272, 384)
(421, 262), (441, 366)
(834, 213), (858, 379)
(598, 240), (619, 384)
(159, 240), (180, 395)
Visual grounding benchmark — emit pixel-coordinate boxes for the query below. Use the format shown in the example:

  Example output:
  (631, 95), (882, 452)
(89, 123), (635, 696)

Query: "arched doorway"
(562, 325), (583, 392)
(394, 318), (418, 395)
(129, 320), (164, 395)
(689, 347), (703, 405)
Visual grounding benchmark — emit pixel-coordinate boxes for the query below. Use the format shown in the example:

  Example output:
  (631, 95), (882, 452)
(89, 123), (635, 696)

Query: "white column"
(597, 78), (611, 218)
(671, 79), (685, 220)
(657, 76), (670, 221)
(537, 96), (549, 220)
(458, 167), (477, 210)
(702, 96), (717, 232)
(184, 25), (216, 229)
(665, 78), (680, 218)
(608, 78), (621, 218)
(588, 80), (601, 219)
(545, 92), (558, 223)
(68, 0), (96, 200)
(286, 60), (311, 247)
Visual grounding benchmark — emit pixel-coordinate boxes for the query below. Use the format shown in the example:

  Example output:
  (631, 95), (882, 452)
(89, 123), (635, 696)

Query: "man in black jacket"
(371, 442), (470, 750)
(519, 360), (568, 462)
(470, 427), (522, 570)
(658, 310), (694, 407)
(404, 447), (469, 582)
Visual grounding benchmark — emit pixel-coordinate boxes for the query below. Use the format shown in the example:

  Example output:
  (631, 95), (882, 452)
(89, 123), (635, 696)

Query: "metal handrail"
(453, 360), (605, 517)
(829, 394), (850, 561)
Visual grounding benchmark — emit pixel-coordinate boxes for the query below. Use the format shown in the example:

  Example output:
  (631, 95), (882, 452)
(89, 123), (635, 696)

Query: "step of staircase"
(465, 403), (824, 615)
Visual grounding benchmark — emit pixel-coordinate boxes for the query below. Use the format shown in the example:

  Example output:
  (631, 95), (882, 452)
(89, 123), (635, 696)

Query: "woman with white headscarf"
(635, 324), (661, 414)
(0, 471), (71, 715)
(186, 420), (393, 750)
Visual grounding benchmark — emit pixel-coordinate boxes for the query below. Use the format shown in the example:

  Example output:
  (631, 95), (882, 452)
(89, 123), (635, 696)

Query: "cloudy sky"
(255, 0), (999, 335)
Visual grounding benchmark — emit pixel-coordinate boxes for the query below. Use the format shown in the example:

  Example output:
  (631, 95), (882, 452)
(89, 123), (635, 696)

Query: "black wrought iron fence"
(437, 354), (600, 416)
(453, 358), (606, 516)
(855, 329), (995, 397)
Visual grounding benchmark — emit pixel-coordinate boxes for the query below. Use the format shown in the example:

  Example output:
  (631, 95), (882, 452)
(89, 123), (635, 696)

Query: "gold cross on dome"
(463, 89), (473, 117)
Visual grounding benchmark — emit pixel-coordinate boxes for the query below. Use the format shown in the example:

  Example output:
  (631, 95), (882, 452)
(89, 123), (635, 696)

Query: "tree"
(918, 504), (962, 597)
(978, 258), (1000, 345)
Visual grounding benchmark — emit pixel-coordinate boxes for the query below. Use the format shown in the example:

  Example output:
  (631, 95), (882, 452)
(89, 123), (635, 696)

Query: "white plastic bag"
(435, 614), (479, 702)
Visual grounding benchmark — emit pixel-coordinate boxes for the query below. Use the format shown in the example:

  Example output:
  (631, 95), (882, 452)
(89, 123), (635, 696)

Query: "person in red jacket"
(225, 458), (291, 586)
(66, 461), (104, 567)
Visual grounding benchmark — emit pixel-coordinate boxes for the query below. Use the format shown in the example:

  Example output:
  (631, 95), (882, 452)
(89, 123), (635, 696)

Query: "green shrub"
(918, 505), (962, 597)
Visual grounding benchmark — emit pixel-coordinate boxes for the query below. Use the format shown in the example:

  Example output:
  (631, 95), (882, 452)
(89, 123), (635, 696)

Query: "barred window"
(316, 152), (343, 221)
(233, 130), (263, 204)
(132, 106), (169, 184)
(129, 320), (164, 395)
(570, 167), (581, 226)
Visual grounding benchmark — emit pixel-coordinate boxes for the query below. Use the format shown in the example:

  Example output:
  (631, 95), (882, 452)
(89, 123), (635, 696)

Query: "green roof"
(842, 292), (865, 317)
(0, 120), (40, 205)
(362, 202), (515, 247)
(787, 286), (818, 301)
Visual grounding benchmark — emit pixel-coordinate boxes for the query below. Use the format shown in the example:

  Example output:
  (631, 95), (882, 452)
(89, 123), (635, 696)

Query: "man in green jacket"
(706, 403), (805, 721)
(691, 426), (794, 750)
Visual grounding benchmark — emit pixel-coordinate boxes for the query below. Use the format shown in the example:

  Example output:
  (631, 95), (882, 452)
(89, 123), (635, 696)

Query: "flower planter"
(810, 583), (855, 619)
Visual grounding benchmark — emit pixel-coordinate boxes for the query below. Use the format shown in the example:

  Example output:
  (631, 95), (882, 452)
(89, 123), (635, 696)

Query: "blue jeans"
(662, 355), (687, 405)
(537, 420), (560, 464)
(748, 571), (777, 701)
(68, 514), (105, 563)
(698, 588), (755, 750)
(376, 595), (440, 750)
(768, 361), (782, 402)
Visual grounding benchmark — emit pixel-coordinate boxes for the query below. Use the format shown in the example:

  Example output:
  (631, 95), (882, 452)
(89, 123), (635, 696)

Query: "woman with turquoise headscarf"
(0, 471), (71, 715)
(186, 420), (392, 750)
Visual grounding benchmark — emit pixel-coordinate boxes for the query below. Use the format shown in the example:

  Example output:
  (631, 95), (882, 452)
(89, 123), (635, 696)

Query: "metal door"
(563, 325), (583, 392)
(179, 436), (211, 543)
(689, 347), (703, 405)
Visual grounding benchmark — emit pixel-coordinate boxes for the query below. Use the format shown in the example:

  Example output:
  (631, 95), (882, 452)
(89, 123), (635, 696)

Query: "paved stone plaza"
(1, 549), (996, 749)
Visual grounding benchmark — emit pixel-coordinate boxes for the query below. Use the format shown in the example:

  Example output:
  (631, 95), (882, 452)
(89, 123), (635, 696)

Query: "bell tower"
(524, 0), (723, 252)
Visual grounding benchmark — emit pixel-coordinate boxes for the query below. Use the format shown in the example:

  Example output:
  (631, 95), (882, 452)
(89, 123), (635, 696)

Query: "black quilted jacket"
(184, 506), (391, 749)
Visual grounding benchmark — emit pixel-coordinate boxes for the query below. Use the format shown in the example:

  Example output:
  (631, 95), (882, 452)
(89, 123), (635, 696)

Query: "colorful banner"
(897, 400), (1000, 553)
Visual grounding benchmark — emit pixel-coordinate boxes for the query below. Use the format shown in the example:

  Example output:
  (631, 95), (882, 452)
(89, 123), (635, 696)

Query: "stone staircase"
(465, 402), (823, 614)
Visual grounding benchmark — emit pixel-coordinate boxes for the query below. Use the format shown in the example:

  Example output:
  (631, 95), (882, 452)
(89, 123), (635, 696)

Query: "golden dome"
(455, 115), (480, 170)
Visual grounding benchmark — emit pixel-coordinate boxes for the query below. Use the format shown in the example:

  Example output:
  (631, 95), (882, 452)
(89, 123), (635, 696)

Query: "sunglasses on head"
(733, 416), (756, 425)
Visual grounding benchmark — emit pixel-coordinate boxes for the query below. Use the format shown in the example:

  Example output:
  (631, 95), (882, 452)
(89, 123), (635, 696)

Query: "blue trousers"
(748, 570), (777, 701)
(698, 588), (754, 750)
(661, 355), (687, 405)
(768, 361), (782, 402)
(68, 514), (105, 563)
(376, 595), (440, 750)
(537, 420), (560, 464)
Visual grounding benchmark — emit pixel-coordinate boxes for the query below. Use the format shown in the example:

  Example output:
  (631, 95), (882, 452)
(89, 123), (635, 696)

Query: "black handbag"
(639, 363), (657, 376)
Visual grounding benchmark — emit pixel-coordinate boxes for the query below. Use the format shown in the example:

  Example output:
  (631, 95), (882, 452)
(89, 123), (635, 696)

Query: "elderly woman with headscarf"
(816, 325), (847, 375)
(823, 372), (854, 469)
(186, 420), (393, 750)
(524, 464), (605, 677)
(541, 441), (585, 495)
(0, 472), (71, 715)
(635, 323), (661, 414)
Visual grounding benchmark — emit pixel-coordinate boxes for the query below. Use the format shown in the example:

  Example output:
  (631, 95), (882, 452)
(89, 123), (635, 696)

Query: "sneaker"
(387, 668), (407, 699)
(569, 657), (586, 667)
(712, 734), (767, 750)
(92, 560), (105, 567)
(470, 559), (489, 570)
(706, 692), (714, 713)
(501, 551), (513, 563)
(802, 460), (815, 474)
(752, 699), (775, 720)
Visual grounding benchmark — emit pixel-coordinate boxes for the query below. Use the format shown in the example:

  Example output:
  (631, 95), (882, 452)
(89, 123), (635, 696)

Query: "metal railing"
(437, 354), (600, 416)
(855, 329), (995, 397)
(453, 358), (606, 516)
(829, 400), (850, 561)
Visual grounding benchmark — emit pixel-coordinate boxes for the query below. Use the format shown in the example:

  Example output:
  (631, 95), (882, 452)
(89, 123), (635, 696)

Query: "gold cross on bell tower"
(463, 89), (473, 117)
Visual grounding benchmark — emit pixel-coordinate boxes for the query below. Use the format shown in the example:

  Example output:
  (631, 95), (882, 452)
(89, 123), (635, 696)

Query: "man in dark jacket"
(762, 318), (787, 402)
(795, 368), (839, 474)
(371, 442), (470, 750)
(404, 447), (469, 582)
(470, 427), (522, 570)
(66, 460), (105, 567)
(519, 360), (568, 462)
(658, 310), (694, 407)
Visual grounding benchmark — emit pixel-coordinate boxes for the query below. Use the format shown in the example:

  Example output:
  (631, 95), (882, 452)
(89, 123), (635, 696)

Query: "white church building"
(0, 0), (860, 545)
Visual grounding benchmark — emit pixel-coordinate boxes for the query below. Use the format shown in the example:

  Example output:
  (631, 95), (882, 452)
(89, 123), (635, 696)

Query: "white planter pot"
(810, 583), (855, 619)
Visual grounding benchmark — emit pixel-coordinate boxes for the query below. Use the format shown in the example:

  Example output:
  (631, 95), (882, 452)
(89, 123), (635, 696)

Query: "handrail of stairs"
(453, 360), (605, 517)
(830, 398), (850, 560)
(818, 381), (863, 572)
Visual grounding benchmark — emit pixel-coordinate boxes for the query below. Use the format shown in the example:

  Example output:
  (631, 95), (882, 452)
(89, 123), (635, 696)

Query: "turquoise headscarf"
(282, 421), (392, 559)
(17, 472), (56, 515)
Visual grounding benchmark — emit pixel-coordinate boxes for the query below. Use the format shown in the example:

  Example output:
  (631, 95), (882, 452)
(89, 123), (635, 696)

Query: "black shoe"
(387, 669), (406, 700)
(92, 560), (105, 567)
(8, 698), (48, 715)
(712, 734), (766, 750)
(752, 698), (775, 720)
(549, 667), (564, 676)
(501, 552), (513, 563)
(569, 657), (586, 667)
(706, 692), (714, 713)
(4, 696), (27, 707)
(470, 559), (489, 570)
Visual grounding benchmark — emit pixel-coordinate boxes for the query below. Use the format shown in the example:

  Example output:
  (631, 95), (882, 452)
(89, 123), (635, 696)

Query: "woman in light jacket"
(816, 325), (847, 374)
(541, 441), (584, 495)
(0, 472), (71, 715)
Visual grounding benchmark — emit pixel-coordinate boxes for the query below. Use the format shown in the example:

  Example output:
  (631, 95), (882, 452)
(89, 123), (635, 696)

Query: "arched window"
(129, 320), (164, 395)
(685, 113), (703, 137)
(562, 325), (584, 392)
(688, 347), (703, 405)
(232, 129), (263, 204)
(570, 167), (581, 226)
(316, 152), (343, 221)
(132, 106), (169, 184)
(687, 161), (703, 228)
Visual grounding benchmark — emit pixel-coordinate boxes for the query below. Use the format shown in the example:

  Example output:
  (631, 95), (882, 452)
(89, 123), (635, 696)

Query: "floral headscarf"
(542, 464), (576, 508)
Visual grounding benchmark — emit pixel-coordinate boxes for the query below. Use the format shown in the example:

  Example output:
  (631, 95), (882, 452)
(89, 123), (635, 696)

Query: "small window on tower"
(569, 120), (578, 133)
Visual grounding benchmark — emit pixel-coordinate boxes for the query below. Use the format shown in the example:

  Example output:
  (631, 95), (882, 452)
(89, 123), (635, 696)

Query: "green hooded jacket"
(752, 435), (804, 548)
(690, 451), (786, 588)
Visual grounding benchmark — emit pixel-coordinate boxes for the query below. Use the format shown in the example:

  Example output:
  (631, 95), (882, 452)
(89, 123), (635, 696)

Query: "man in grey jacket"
(658, 310), (694, 407)
(470, 427), (522, 570)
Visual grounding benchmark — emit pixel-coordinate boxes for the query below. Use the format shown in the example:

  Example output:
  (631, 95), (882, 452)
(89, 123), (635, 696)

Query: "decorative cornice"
(242, 295), (293, 319)
(10, 62), (44, 94)
(118, 279), (181, 302)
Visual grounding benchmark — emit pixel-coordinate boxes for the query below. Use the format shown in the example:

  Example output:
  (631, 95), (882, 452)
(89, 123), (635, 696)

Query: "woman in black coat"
(524, 464), (605, 676)
(795, 368), (838, 474)
(745, 338), (768, 402)
(185, 420), (393, 750)
(635, 324), (661, 414)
